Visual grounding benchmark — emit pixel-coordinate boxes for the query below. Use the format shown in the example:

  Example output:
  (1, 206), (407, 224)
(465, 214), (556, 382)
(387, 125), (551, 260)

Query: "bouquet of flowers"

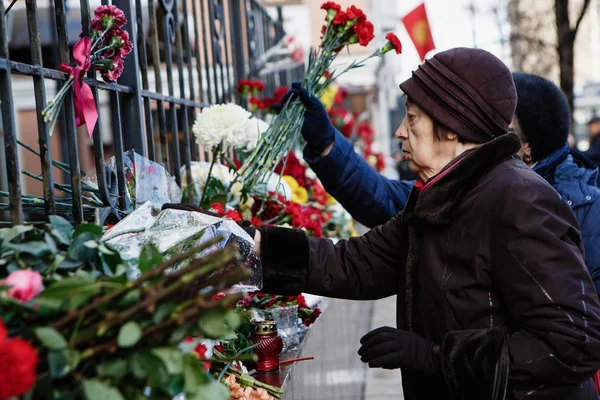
(236, 2), (402, 192)
(0, 218), (251, 400)
(42, 5), (133, 137)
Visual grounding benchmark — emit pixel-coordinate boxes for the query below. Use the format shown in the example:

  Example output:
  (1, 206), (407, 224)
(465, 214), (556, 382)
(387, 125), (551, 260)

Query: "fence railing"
(0, 0), (304, 226)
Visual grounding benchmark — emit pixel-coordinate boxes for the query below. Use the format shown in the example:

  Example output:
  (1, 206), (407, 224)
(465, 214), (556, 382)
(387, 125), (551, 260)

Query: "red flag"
(401, 3), (435, 61)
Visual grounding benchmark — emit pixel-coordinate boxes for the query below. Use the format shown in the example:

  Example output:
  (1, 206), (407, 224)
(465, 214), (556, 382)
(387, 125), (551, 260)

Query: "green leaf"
(129, 352), (169, 387)
(151, 347), (183, 375)
(38, 273), (97, 300)
(198, 309), (240, 339)
(117, 321), (142, 348)
(153, 302), (176, 324)
(73, 223), (103, 239)
(209, 194), (227, 208)
(117, 289), (140, 308)
(82, 380), (126, 400)
(56, 257), (84, 270)
(35, 327), (67, 350)
(97, 359), (128, 380)
(224, 310), (242, 331)
(68, 232), (99, 262)
(5, 240), (52, 258)
(48, 350), (70, 378)
(184, 355), (230, 400)
(49, 215), (73, 245)
(2, 225), (34, 243)
(139, 244), (163, 274)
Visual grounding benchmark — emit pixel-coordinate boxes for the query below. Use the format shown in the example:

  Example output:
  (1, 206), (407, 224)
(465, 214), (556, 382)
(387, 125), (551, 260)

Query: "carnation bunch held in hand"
(42, 5), (133, 137)
(236, 2), (402, 191)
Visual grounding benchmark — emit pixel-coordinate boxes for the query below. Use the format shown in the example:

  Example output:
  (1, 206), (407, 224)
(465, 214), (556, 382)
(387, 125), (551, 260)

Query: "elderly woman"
(255, 48), (600, 399)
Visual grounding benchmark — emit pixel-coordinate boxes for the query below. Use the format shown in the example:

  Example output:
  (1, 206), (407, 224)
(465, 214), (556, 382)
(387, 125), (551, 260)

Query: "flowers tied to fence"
(42, 5), (133, 138)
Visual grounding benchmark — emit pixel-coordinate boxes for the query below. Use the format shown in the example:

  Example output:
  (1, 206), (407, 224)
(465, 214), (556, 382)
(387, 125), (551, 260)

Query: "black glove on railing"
(358, 326), (439, 375)
(273, 81), (335, 155)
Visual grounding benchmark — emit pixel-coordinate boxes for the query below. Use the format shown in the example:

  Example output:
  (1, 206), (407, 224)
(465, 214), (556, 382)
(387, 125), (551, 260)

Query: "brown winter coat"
(258, 133), (600, 400)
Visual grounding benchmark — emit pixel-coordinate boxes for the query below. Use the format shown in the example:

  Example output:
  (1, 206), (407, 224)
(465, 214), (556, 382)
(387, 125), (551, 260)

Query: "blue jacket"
(306, 133), (600, 294)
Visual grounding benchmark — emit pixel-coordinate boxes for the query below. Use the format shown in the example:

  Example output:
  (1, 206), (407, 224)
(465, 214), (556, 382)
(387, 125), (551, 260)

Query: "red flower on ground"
(321, 2), (341, 11)
(250, 216), (263, 227)
(296, 294), (308, 309)
(384, 33), (402, 54)
(224, 209), (243, 222)
(0, 320), (38, 400)
(193, 343), (211, 371)
(354, 21), (375, 46)
(333, 10), (348, 25)
(209, 203), (225, 216)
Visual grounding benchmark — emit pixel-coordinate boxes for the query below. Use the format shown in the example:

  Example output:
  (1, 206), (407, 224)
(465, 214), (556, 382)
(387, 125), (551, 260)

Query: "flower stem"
(199, 143), (222, 208)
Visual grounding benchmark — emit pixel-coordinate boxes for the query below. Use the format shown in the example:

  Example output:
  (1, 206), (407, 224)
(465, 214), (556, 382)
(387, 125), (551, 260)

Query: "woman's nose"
(396, 119), (408, 140)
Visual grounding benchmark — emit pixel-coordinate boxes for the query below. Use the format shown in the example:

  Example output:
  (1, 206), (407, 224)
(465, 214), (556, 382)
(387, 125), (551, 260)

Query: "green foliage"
(0, 219), (249, 399)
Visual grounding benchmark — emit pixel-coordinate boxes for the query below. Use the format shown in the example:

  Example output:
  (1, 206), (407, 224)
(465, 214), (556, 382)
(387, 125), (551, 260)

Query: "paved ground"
(282, 296), (403, 400)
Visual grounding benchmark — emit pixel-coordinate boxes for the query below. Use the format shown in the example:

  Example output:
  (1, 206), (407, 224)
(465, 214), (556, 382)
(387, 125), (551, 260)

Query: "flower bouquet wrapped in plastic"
(102, 202), (262, 291)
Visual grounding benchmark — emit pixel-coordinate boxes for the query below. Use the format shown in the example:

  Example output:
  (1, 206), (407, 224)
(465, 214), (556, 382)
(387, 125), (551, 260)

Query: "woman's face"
(395, 100), (459, 180)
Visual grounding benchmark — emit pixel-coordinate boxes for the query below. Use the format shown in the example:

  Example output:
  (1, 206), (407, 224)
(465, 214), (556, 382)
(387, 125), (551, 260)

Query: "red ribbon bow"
(60, 36), (98, 138)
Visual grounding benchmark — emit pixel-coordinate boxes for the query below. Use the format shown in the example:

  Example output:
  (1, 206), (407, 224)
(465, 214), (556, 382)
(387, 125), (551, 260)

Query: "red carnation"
(101, 56), (125, 83)
(193, 343), (211, 371)
(0, 321), (38, 400)
(249, 97), (264, 111)
(333, 10), (348, 25)
(209, 202), (225, 216)
(250, 216), (263, 227)
(346, 5), (366, 23)
(384, 32), (402, 54)
(321, 1), (341, 11)
(263, 98), (274, 111)
(273, 86), (289, 105)
(354, 21), (374, 46)
(224, 209), (243, 222)
(91, 5), (127, 31)
(251, 80), (265, 92)
(106, 28), (133, 58)
(237, 79), (251, 94)
(296, 294), (308, 309)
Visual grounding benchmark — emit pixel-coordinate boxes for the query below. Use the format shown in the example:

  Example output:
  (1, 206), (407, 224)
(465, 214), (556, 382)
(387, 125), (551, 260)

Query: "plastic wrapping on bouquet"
(101, 202), (263, 291)
(250, 320), (284, 372)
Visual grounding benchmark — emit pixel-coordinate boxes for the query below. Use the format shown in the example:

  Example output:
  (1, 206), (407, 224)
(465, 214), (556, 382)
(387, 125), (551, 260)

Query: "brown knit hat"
(399, 47), (517, 143)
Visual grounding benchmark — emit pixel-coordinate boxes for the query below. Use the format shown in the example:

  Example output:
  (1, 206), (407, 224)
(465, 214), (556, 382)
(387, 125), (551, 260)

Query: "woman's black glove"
(272, 81), (335, 155)
(358, 326), (439, 374)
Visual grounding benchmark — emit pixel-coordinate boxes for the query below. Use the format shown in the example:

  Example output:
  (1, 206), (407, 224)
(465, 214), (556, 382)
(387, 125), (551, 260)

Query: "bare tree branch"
(573, 0), (591, 35)
(509, 33), (559, 50)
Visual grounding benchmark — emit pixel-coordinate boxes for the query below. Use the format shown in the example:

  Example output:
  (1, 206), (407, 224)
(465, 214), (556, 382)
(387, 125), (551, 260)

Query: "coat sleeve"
(577, 198), (600, 296)
(442, 175), (600, 400)
(258, 214), (405, 300)
(304, 129), (413, 228)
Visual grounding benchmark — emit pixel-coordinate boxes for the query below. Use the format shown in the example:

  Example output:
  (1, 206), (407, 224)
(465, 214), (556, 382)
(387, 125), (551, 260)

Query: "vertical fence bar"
(230, 0), (246, 104)
(149, 0), (169, 166)
(114, 0), (146, 156)
(173, 3), (192, 187)
(221, 1), (233, 102)
(80, 0), (112, 207)
(26, 0), (56, 217)
(0, 0), (22, 225)
(160, 0), (182, 185)
(200, 0), (214, 104)
(207, 0), (222, 103)
(182, 0), (199, 162)
(54, 0), (84, 224)
(245, 0), (257, 76)
(192, 0), (206, 105)
(136, 0), (156, 161)
(110, 93), (128, 210)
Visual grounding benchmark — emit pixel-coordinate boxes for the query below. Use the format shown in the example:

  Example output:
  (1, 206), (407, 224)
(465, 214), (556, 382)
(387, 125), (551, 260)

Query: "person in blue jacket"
(280, 72), (600, 294)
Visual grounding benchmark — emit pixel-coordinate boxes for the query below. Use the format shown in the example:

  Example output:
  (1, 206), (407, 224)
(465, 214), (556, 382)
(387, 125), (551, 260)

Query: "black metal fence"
(0, 0), (303, 226)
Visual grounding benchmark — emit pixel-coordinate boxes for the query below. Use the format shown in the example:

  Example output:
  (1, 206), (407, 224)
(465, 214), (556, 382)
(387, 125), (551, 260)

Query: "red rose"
(321, 1), (341, 11)
(354, 21), (374, 46)
(209, 203), (225, 216)
(346, 5), (366, 23)
(0, 321), (38, 400)
(384, 32), (402, 54)
(333, 10), (348, 25)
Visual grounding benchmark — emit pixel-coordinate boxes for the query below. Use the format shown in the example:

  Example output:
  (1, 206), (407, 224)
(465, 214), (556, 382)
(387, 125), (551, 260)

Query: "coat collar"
(548, 150), (600, 208)
(403, 133), (522, 226)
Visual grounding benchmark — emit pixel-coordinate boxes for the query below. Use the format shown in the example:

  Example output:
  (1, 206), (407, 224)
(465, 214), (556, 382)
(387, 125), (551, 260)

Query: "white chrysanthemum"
(193, 103), (252, 148)
(245, 117), (269, 151)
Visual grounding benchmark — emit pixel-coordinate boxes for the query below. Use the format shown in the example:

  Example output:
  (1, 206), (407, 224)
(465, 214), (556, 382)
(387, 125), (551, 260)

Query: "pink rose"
(4, 270), (44, 302)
